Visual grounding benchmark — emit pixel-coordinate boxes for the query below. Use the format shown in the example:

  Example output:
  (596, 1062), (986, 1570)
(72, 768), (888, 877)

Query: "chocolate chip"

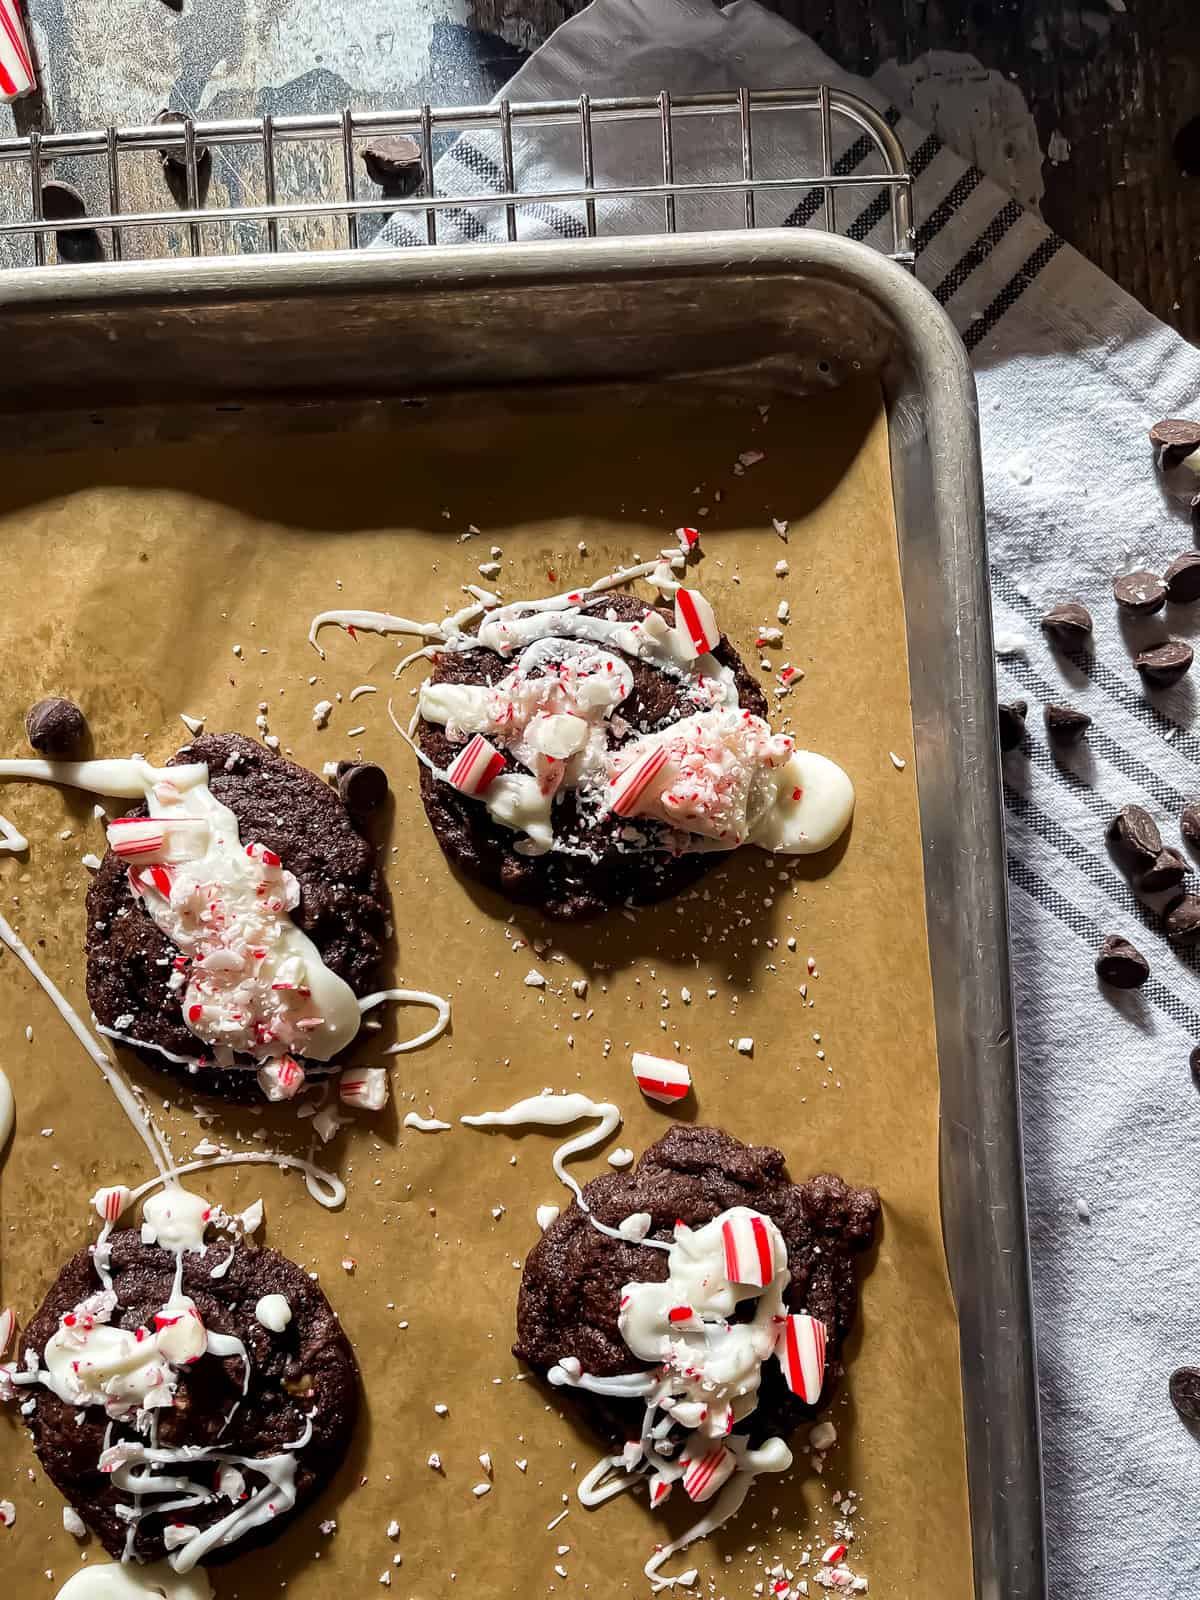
(361, 136), (424, 197)
(997, 699), (1028, 752)
(1113, 569), (1167, 614)
(1150, 418), (1200, 467)
(1170, 1366), (1200, 1423)
(1191, 1046), (1200, 1085)
(1040, 601), (1093, 646)
(335, 761), (389, 814)
(1182, 803), (1200, 849)
(1043, 703), (1091, 744)
(1165, 894), (1200, 945)
(1135, 640), (1194, 687)
(1106, 804), (1163, 866)
(1140, 847), (1189, 893)
(39, 181), (105, 265)
(25, 697), (87, 756)
(154, 110), (212, 209)
(1095, 934), (1150, 988)
(1165, 552), (1200, 605)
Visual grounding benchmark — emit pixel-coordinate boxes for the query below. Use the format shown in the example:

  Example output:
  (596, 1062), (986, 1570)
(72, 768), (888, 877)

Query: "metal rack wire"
(0, 86), (913, 270)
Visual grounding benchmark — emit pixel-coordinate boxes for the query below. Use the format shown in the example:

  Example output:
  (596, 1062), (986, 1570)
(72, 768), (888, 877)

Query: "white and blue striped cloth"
(376, 3), (1200, 1590)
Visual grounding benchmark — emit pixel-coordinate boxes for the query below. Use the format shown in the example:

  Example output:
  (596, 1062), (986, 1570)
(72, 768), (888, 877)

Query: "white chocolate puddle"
(54, 1561), (212, 1599)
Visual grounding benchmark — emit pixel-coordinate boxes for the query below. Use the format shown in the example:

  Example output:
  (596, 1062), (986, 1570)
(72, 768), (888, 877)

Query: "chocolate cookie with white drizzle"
(1, 1183), (358, 1570)
(310, 555), (855, 922)
(0, 733), (390, 1100)
(513, 1125), (879, 1590)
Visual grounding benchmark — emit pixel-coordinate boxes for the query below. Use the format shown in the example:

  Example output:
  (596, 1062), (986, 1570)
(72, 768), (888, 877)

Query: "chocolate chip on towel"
(1040, 601), (1093, 646)
(1170, 1366), (1200, 1423)
(1149, 418), (1200, 467)
(1165, 894), (1200, 945)
(1165, 553), (1200, 605)
(1181, 803), (1200, 850)
(362, 136), (424, 196)
(1094, 935), (1150, 989)
(1044, 704), (1091, 744)
(1190, 1046), (1200, 1085)
(1113, 570), (1168, 615)
(998, 699), (1028, 752)
(1140, 847), (1189, 893)
(25, 697), (87, 756)
(1106, 804), (1163, 867)
(336, 761), (389, 814)
(1135, 640), (1194, 687)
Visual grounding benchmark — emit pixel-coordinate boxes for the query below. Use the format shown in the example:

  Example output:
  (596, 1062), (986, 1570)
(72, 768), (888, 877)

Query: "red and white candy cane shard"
(338, 1066), (389, 1112)
(680, 1444), (737, 1504)
(106, 818), (167, 860)
(721, 1210), (777, 1287)
(822, 1544), (847, 1566)
(674, 588), (720, 657)
(0, 0), (34, 102)
(631, 1052), (692, 1105)
(675, 526), (700, 553)
(609, 743), (669, 818)
(245, 841), (282, 868)
(92, 1184), (133, 1224)
(0, 1306), (13, 1359)
(256, 1057), (306, 1103)
(776, 1312), (827, 1404)
(446, 733), (506, 797)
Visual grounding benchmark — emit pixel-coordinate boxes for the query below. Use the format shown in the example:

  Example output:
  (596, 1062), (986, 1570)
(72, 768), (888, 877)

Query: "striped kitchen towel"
(376, 1), (1200, 1593)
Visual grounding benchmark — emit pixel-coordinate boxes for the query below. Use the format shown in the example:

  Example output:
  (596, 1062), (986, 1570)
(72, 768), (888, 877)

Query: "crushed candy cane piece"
(680, 1444), (737, 1502)
(631, 1052), (692, 1105)
(675, 526), (701, 553)
(447, 733), (506, 796)
(339, 1067), (389, 1111)
(721, 1211), (778, 1287)
(92, 1184), (133, 1223)
(674, 588), (720, 657)
(256, 1056), (306, 1102)
(609, 744), (669, 818)
(776, 1313), (827, 1403)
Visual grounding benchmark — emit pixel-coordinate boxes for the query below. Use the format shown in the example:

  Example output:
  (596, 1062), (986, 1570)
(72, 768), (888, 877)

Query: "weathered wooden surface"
(10, 0), (1199, 341)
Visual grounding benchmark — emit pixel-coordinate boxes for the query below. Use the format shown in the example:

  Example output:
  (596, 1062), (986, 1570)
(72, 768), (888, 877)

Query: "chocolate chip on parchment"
(25, 697), (87, 756)
(1135, 640), (1194, 687)
(1040, 601), (1093, 646)
(1113, 569), (1168, 615)
(1094, 934), (1150, 989)
(1165, 894), (1200, 945)
(336, 761), (389, 814)
(1165, 552), (1200, 605)
(1170, 1366), (1200, 1424)
(1150, 418), (1200, 467)
(1106, 804), (1163, 867)
(1043, 703), (1091, 744)
(361, 136), (424, 197)
(1181, 803), (1200, 849)
(997, 699), (1028, 752)
(1140, 847), (1189, 893)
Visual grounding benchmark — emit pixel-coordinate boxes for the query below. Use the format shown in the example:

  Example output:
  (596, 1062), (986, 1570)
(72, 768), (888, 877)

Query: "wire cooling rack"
(0, 87), (913, 270)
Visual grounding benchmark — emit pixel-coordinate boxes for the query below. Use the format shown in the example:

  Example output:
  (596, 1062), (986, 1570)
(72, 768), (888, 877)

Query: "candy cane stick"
(0, 0), (34, 102)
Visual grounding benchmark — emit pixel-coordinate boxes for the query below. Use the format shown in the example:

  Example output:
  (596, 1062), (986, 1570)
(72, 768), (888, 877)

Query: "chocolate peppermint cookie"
(516, 1125), (877, 1513)
(6, 1188), (357, 1568)
(404, 564), (855, 921)
(0, 732), (390, 1100)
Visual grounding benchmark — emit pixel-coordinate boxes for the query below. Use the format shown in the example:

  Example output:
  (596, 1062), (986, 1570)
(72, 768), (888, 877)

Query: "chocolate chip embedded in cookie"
(83, 733), (389, 1099)
(9, 1201), (358, 1567)
(515, 1124), (878, 1539)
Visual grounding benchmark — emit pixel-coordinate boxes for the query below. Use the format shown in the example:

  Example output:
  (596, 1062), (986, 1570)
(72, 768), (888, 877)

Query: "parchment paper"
(0, 380), (973, 1598)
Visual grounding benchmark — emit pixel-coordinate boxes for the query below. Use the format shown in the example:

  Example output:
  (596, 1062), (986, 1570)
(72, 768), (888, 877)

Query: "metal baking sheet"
(0, 230), (1043, 1600)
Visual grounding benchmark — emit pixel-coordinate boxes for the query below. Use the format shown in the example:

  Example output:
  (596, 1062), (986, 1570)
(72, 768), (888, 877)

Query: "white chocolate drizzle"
(0, 912), (169, 1177)
(403, 1112), (452, 1132)
(0, 758), (362, 1071)
(559, 1207), (796, 1590)
(54, 1560), (212, 1598)
(0, 811), (27, 852)
(359, 987), (451, 1053)
(0, 1067), (12, 1154)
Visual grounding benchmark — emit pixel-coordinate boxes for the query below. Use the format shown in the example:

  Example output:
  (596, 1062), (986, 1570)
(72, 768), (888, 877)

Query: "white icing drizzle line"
(359, 986), (451, 1053)
(460, 1092), (671, 1252)
(126, 1150), (345, 1211)
(0, 812), (27, 853)
(96, 1023), (207, 1070)
(0, 912), (169, 1178)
